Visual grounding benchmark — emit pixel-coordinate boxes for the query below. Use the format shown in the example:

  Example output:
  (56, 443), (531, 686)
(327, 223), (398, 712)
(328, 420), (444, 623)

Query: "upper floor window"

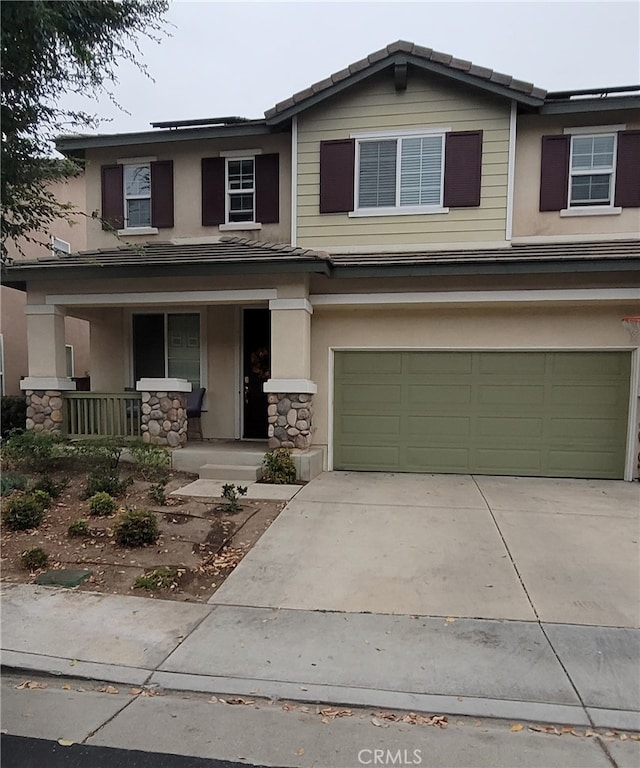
(357, 134), (445, 212)
(226, 158), (255, 223)
(51, 236), (71, 255)
(569, 134), (616, 208)
(201, 153), (280, 229)
(101, 160), (174, 233)
(540, 128), (640, 214)
(124, 164), (151, 227)
(320, 131), (482, 215)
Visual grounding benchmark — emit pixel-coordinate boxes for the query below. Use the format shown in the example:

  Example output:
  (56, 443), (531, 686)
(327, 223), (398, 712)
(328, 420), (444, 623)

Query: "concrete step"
(198, 464), (263, 482)
(172, 448), (266, 475)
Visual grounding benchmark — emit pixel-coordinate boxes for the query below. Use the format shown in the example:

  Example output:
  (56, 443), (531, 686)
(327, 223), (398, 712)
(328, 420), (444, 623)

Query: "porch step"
(198, 464), (263, 482)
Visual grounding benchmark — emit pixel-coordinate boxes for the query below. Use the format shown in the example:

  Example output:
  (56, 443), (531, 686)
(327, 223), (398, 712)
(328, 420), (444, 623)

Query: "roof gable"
(265, 40), (547, 124)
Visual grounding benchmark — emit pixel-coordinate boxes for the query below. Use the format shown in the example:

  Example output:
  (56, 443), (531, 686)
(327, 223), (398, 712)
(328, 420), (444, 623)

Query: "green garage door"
(333, 351), (631, 479)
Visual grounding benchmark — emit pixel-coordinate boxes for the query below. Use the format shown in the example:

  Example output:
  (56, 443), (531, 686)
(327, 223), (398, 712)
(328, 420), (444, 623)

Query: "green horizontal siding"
(333, 351), (631, 479)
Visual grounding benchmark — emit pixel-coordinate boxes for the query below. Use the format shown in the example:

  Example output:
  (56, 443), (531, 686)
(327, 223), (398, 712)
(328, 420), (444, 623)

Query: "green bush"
(0, 470), (28, 496)
(88, 491), (117, 517)
(31, 475), (69, 499)
(113, 509), (159, 547)
(129, 444), (171, 482)
(82, 468), (132, 499)
(262, 448), (297, 484)
(20, 547), (49, 571)
(220, 483), (247, 513)
(1, 431), (69, 472)
(2, 490), (50, 530)
(134, 566), (183, 590)
(74, 438), (124, 472)
(148, 482), (167, 505)
(68, 519), (90, 537)
(1, 396), (26, 438)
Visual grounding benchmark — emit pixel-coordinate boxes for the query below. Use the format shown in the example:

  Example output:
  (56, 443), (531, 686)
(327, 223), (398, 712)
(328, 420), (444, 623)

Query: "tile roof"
(265, 40), (547, 121)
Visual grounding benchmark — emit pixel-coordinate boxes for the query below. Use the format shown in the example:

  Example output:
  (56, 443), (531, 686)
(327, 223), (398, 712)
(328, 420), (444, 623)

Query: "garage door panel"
(407, 352), (473, 375)
(478, 385), (546, 406)
(406, 446), (471, 471)
(408, 385), (472, 405)
(408, 416), (470, 438)
(476, 416), (544, 438)
(475, 448), (543, 474)
(479, 353), (546, 375)
(341, 415), (401, 437)
(333, 351), (631, 479)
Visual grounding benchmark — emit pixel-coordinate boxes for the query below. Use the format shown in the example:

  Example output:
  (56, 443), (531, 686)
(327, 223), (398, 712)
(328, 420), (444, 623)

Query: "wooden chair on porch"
(186, 387), (206, 440)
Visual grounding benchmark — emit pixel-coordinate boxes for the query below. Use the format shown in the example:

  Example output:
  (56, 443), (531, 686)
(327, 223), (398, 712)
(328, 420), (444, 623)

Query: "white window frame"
(223, 156), (257, 227)
(123, 163), (152, 229)
(65, 344), (74, 378)
(561, 125), (624, 216)
(51, 236), (71, 255)
(351, 128), (450, 217)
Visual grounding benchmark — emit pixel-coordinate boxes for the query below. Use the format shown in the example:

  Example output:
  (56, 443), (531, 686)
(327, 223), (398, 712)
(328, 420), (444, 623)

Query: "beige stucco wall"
(296, 69), (511, 249)
(513, 110), (640, 239)
(309, 303), (639, 465)
(84, 134), (291, 250)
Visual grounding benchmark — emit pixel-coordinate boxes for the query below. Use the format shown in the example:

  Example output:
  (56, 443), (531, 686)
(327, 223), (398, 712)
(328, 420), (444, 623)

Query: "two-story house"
(3, 41), (639, 480)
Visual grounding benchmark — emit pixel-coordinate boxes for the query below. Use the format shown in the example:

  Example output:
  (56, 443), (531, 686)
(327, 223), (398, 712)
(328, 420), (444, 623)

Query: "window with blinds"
(357, 134), (445, 211)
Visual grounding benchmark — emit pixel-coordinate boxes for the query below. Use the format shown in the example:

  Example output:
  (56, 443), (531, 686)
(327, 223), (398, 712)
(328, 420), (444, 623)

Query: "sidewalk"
(2, 583), (639, 732)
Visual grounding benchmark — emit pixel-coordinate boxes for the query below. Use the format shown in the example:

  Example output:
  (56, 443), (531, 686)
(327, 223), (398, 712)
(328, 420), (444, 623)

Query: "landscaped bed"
(0, 433), (286, 602)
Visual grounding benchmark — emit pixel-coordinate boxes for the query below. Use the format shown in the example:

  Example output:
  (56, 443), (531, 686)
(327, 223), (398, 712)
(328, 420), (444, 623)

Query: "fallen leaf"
(57, 740), (74, 747)
(510, 724), (523, 732)
(99, 685), (119, 695)
(445, 617), (456, 623)
(129, 688), (143, 695)
(208, 696), (219, 704)
(227, 698), (255, 706)
(371, 717), (389, 728)
(297, 748), (305, 756)
(61, 685), (71, 691)
(528, 725), (544, 733)
(69, 659), (77, 666)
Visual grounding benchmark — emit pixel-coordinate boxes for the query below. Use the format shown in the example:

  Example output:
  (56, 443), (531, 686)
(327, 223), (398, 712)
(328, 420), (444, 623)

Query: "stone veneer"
(141, 391), (187, 447)
(267, 393), (313, 451)
(25, 390), (64, 433)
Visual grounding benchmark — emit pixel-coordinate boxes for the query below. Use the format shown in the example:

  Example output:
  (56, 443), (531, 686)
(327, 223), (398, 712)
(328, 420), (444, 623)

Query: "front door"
(243, 308), (270, 439)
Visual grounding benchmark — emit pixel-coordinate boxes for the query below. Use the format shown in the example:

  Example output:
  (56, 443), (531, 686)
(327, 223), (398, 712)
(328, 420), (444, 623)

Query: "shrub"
(31, 476), (69, 499)
(68, 519), (90, 538)
(1, 431), (68, 472)
(20, 547), (49, 571)
(113, 509), (159, 547)
(0, 470), (28, 496)
(129, 444), (171, 482)
(88, 491), (117, 517)
(220, 483), (247, 513)
(148, 482), (167, 505)
(82, 468), (132, 499)
(1, 396), (26, 438)
(74, 438), (124, 472)
(134, 566), (184, 591)
(262, 448), (297, 484)
(2, 490), (50, 530)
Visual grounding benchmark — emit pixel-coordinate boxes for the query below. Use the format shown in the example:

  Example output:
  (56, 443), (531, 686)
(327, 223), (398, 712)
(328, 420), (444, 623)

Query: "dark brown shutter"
(539, 135), (570, 211)
(150, 160), (174, 228)
(320, 139), (355, 213)
(101, 164), (124, 230)
(201, 157), (226, 226)
(614, 130), (640, 208)
(443, 131), (483, 207)
(255, 153), (279, 223)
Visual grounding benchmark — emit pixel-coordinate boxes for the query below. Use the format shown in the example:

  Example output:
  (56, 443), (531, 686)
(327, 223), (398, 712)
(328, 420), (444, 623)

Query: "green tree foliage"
(1, 0), (168, 262)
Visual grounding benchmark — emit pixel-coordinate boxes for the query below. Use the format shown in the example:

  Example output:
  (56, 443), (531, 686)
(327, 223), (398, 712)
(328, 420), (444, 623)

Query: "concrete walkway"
(1, 472), (639, 732)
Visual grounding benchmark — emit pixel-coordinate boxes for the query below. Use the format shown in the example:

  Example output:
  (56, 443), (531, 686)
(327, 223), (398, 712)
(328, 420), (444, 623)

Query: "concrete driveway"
(212, 472), (640, 628)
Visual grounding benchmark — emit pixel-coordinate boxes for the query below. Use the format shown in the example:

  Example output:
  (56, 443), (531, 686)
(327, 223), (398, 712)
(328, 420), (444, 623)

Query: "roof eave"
(56, 121), (272, 155)
(540, 95), (640, 114)
(266, 54), (544, 126)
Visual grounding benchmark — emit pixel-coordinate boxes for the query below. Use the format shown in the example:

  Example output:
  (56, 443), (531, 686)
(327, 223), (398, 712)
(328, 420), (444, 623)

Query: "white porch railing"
(64, 392), (142, 438)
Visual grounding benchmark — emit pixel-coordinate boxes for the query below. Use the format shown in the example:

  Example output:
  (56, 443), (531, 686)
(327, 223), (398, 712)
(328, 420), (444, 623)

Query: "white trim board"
(47, 289), (278, 307)
(505, 100), (516, 242)
(311, 289), (640, 307)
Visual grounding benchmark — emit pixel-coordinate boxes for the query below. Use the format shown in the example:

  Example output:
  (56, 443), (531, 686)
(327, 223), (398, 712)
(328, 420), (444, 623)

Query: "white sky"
(62, 0), (640, 135)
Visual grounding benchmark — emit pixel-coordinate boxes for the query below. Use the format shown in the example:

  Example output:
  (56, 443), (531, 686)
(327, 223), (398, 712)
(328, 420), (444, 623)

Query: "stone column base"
(25, 390), (64, 433)
(267, 393), (313, 451)
(141, 391), (187, 447)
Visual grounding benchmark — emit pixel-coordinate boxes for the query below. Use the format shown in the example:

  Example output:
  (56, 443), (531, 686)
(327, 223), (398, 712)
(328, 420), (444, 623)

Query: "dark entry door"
(243, 308), (270, 439)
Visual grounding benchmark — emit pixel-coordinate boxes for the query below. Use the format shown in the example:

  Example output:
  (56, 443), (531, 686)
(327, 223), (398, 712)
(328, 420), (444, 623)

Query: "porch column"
(20, 305), (76, 433)
(265, 298), (317, 451)
(137, 378), (191, 447)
